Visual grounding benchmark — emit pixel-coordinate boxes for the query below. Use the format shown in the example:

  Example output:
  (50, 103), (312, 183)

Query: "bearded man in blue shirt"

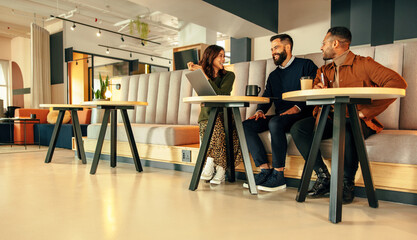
(243, 34), (318, 192)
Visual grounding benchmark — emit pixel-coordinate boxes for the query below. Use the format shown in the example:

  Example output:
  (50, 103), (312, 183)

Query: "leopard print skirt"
(199, 113), (242, 169)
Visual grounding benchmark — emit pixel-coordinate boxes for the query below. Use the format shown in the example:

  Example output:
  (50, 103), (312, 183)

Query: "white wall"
(253, 0), (331, 60)
(179, 22), (217, 46)
(64, 22), (170, 67)
(11, 37), (31, 108)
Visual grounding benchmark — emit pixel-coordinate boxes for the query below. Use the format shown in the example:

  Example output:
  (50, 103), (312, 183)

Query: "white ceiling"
(0, 0), (276, 54)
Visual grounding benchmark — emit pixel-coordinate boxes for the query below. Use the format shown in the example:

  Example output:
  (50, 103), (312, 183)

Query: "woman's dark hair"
(199, 45), (226, 80)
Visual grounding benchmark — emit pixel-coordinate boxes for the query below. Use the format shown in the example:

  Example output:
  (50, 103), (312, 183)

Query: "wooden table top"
(39, 104), (86, 108)
(81, 101), (148, 106)
(282, 87), (406, 102)
(183, 96), (270, 104)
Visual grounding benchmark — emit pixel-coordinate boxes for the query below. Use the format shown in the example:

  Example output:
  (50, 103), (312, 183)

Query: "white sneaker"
(200, 157), (215, 180)
(210, 166), (226, 184)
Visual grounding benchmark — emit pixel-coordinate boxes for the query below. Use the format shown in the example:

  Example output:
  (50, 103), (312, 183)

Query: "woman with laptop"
(187, 45), (241, 184)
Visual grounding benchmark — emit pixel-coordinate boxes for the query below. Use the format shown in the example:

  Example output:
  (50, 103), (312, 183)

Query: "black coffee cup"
(245, 85), (261, 96)
(30, 114), (36, 119)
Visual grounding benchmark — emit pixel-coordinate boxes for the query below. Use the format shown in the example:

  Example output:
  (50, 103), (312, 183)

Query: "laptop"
(185, 69), (217, 96)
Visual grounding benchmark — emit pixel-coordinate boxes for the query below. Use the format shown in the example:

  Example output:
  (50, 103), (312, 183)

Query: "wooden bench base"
(78, 138), (417, 194)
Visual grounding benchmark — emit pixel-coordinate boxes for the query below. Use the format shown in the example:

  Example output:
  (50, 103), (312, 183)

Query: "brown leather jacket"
(313, 51), (407, 133)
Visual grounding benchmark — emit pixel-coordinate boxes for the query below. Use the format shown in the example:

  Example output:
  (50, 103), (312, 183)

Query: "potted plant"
(93, 73), (110, 100)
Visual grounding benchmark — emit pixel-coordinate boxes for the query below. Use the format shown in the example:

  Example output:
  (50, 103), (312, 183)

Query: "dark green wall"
(394, 0), (417, 41)
(203, 0), (278, 33)
(50, 32), (64, 85)
(350, 0), (372, 46)
(331, 0), (417, 46)
(231, 37), (251, 64)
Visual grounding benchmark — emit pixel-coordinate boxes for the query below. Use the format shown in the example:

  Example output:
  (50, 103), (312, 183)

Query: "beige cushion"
(400, 42), (417, 130)
(374, 43), (404, 129)
(87, 123), (199, 146)
(47, 110), (71, 124)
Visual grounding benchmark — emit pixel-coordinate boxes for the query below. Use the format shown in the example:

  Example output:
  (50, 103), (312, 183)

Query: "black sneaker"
(242, 168), (273, 189)
(308, 167), (331, 198)
(342, 180), (355, 204)
(257, 170), (286, 192)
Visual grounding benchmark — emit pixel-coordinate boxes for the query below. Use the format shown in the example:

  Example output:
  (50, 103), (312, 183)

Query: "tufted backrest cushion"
(400, 42), (417, 130)
(177, 71), (194, 125)
(231, 62), (250, 120)
(304, 53), (326, 69)
(351, 46), (375, 59)
(374, 43), (404, 129)
(155, 72), (171, 124)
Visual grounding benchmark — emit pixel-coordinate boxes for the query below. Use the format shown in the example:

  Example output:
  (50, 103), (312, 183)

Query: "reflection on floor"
(0, 147), (416, 239)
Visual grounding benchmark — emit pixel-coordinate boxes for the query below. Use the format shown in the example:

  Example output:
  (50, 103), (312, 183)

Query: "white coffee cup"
(300, 76), (313, 90)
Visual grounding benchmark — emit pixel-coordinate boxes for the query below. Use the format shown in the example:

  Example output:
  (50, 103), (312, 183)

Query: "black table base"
(45, 107), (86, 164)
(90, 106), (143, 174)
(189, 102), (258, 195)
(296, 97), (378, 223)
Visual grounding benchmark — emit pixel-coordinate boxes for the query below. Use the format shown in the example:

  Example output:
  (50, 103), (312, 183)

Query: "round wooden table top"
(282, 87), (406, 102)
(183, 96), (270, 104)
(82, 101), (148, 106)
(39, 104), (86, 108)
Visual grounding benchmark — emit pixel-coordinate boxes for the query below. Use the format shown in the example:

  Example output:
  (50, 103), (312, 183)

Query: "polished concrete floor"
(1, 146), (416, 240)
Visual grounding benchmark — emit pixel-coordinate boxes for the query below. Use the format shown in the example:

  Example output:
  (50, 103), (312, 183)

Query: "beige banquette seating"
(87, 41), (417, 171)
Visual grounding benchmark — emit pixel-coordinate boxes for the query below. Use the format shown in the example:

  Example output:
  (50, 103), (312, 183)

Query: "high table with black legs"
(82, 101), (147, 174)
(39, 104), (88, 164)
(183, 96), (270, 195)
(282, 87), (406, 223)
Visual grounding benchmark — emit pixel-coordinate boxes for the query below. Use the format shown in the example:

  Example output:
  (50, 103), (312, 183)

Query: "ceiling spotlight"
(97, 29), (101, 37)
(106, 48), (109, 54)
(141, 41), (145, 46)
(169, 60), (171, 65)
(151, 57), (154, 61)
(121, 35), (124, 42)
(71, 23), (76, 31)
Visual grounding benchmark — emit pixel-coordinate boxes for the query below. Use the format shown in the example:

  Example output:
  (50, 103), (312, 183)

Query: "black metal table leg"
(329, 102), (347, 223)
(347, 104), (378, 208)
(71, 114), (82, 160)
(9, 120), (12, 147)
(44, 110), (65, 163)
(223, 107), (235, 182)
(110, 109), (117, 168)
(71, 110), (87, 164)
(120, 109), (142, 172)
(231, 107), (258, 195)
(296, 105), (331, 202)
(90, 109), (111, 174)
(189, 107), (219, 191)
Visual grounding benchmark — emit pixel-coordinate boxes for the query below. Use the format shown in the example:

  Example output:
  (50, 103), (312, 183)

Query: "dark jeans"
(243, 112), (308, 168)
(290, 116), (376, 182)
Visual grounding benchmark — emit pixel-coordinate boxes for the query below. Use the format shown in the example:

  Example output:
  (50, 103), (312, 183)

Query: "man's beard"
(273, 51), (287, 66)
(322, 48), (335, 60)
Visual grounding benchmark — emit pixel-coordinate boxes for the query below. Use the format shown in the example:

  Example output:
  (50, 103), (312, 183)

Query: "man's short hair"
(327, 26), (352, 44)
(270, 34), (293, 51)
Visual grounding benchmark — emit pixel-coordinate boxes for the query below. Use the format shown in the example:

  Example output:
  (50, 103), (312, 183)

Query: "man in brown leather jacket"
(290, 26), (407, 204)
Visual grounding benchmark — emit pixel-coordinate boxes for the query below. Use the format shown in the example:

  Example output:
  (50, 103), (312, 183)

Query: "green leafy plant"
(93, 73), (109, 99)
(129, 16), (149, 46)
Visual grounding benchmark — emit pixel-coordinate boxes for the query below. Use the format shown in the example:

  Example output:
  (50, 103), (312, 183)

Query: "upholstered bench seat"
(87, 123), (199, 146)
